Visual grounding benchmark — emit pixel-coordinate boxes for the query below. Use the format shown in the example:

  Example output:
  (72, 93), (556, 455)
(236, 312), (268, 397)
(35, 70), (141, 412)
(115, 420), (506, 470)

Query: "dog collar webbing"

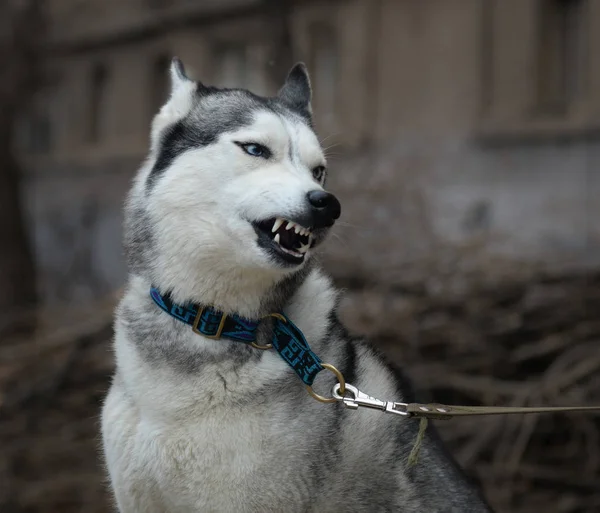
(150, 287), (260, 342)
(150, 287), (324, 386)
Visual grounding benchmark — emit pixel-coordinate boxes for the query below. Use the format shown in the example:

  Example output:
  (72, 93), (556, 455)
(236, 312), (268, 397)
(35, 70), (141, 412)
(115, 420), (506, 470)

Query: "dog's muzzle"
(306, 190), (341, 229)
(251, 190), (341, 265)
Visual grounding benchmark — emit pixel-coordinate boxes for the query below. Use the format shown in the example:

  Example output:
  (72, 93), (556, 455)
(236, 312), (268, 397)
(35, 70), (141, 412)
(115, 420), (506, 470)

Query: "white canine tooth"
(286, 221), (295, 231)
(294, 225), (300, 234)
(274, 233), (280, 244)
(272, 218), (284, 233)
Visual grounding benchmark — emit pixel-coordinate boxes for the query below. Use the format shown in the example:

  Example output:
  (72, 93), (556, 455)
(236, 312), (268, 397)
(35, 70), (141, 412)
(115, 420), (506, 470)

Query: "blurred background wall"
(2, 1), (600, 512)
(17, 0), (600, 303)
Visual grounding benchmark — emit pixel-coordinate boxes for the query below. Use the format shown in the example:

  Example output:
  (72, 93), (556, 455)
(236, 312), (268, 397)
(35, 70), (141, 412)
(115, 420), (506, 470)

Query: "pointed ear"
(169, 57), (192, 93)
(162, 57), (196, 118)
(150, 57), (197, 151)
(278, 63), (312, 115)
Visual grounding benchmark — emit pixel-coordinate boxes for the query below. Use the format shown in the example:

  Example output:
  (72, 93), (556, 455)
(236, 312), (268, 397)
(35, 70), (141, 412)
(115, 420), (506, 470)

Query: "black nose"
(306, 190), (341, 228)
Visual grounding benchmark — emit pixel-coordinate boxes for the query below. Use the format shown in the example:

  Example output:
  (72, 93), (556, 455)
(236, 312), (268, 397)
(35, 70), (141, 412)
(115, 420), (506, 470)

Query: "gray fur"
(102, 61), (492, 513)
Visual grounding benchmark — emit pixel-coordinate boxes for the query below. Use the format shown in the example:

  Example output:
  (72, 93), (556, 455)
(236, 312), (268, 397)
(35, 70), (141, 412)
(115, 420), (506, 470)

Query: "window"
(15, 86), (54, 155)
(536, 0), (587, 114)
(480, 0), (594, 138)
(213, 42), (269, 94)
(216, 45), (247, 88)
(245, 44), (269, 95)
(17, 111), (51, 155)
(308, 23), (338, 133)
(88, 63), (109, 143)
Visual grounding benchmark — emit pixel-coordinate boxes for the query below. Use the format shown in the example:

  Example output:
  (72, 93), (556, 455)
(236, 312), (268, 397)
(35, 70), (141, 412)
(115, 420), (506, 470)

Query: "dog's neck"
(145, 261), (312, 320)
(124, 265), (337, 353)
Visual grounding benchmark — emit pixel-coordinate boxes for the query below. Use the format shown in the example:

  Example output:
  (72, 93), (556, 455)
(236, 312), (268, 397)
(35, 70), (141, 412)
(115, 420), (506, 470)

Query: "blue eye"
(312, 165), (326, 183)
(239, 143), (270, 158)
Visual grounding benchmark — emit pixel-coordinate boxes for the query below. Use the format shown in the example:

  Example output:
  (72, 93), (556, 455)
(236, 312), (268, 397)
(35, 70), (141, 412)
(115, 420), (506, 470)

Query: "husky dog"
(101, 58), (491, 513)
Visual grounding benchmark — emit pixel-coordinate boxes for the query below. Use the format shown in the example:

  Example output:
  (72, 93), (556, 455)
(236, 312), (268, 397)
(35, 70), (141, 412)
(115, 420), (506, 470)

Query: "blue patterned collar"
(150, 287), (324, 386)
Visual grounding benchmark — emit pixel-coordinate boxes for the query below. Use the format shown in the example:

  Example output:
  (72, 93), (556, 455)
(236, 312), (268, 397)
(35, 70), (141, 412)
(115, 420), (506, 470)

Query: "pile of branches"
(343, 269), (600, 513)
(0, 298), (116, 513)
(1, 270), (599, 512)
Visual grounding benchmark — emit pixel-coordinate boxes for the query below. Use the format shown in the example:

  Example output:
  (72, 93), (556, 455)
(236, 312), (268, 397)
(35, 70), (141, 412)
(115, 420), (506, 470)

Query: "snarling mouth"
(253, 217), (313, 264)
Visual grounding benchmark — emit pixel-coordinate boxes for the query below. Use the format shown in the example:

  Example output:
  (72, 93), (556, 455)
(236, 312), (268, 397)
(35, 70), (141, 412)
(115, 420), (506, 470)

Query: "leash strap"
(150, 288), (324, 386)
(332, 383), (600, 419)
(405, 403), (600, 419)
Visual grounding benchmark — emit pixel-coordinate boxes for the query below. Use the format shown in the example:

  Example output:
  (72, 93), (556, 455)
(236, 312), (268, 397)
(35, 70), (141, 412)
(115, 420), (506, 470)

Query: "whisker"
(322, 142), (341, 152)
(318, 132), (342, 145)
(327, 232), (350, 248)
(334, 221), (360, 229)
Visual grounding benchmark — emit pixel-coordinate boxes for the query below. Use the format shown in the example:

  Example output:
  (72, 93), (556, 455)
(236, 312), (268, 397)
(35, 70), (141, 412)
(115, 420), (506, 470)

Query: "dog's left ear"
(278, 63), (312, 116)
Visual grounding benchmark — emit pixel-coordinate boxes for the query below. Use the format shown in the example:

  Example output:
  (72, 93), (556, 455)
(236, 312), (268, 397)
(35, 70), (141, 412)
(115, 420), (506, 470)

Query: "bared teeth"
(267, 216), (312, 255)
(296, 242), (310, 253)
(272, 218), (284, 233)
(279, 246), (303, 257)
(270, 217), (312, 237)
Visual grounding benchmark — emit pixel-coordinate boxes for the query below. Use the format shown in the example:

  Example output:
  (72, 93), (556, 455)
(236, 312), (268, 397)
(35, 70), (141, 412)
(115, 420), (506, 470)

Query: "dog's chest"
(105, 382), (316, 512)
(146, 415), (264, 504)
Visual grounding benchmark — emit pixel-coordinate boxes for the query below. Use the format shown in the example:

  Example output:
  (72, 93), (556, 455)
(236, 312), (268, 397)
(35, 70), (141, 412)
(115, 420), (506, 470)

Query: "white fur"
(102, 62), (489, 513)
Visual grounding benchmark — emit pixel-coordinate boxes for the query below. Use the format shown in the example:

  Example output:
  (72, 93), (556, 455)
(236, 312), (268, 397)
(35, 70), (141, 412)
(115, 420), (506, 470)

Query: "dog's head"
(126, 58), (340, 307)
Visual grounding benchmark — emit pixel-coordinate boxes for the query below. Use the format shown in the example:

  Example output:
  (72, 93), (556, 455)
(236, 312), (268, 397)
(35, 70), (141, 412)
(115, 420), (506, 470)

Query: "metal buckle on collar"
(251, 312), (288, 350)
(192, 306), (227, 339)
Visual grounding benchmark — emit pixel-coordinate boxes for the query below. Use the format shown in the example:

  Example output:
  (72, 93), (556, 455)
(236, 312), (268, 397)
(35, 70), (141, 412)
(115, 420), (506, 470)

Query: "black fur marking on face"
(146, 88), (314, 191)
(147, 97), (253, 189)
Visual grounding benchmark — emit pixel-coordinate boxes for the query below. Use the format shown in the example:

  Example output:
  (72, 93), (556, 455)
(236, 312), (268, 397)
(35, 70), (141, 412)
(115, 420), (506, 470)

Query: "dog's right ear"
(170, 57), (190, 89)
(163, 57), (196, 118)
(150, 58), (198, 152)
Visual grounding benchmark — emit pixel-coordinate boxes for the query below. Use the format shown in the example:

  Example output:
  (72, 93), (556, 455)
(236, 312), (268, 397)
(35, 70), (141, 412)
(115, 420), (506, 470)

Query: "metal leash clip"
(332, 383), (410, 416)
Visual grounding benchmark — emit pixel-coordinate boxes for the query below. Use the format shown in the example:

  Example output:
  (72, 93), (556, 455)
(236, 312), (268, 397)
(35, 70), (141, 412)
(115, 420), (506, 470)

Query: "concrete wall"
(24, 0), (600, 302)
